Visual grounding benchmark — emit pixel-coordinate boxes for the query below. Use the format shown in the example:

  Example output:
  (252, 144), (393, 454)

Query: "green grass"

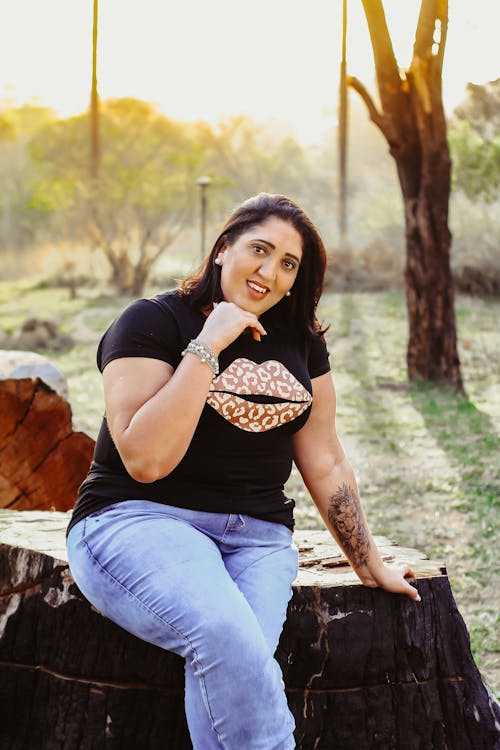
(1, 279), (499, 695)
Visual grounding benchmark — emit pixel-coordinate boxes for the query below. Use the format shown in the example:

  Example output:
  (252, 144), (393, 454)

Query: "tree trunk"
(351, 0), (462, 388)
(103, 245), (153, 296)
(401, 172), (461, 386)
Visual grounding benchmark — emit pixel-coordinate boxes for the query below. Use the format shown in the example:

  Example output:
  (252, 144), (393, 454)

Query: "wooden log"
(0, 511), (498, 749)
(0, 378), (95, 511)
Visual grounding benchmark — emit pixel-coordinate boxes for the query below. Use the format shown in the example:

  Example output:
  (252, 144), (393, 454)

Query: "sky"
(1, 0), (499, 144)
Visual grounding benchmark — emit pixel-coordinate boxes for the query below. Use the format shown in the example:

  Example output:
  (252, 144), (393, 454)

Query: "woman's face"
(217, 217), (303, 317)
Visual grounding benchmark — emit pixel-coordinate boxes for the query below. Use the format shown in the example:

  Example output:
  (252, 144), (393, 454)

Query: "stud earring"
(214, 257), (223, 266)
(286, 290), (291, 297)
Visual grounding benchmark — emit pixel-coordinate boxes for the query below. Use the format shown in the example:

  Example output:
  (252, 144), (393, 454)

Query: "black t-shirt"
(67, 290), (330, 534)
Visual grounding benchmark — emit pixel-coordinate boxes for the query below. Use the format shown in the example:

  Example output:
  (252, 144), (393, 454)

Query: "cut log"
(0, 510), (498, 749)
(0, 378), (95, 511)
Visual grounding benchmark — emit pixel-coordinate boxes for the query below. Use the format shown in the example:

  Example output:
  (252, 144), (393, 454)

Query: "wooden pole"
(90, 0), (100, 180)
(338, 0), (348, 248)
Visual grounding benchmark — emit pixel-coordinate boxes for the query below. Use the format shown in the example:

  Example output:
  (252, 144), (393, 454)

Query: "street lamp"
(196, 175), (212, 262)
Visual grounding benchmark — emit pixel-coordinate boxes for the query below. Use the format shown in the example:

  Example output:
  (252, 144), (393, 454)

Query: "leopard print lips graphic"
(207, 358), (312, 433)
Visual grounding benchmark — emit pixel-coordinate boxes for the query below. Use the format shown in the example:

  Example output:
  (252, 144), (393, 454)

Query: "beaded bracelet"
(181, 339), (219, 377)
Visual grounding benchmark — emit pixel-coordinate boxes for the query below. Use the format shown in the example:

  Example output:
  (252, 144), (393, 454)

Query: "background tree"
(349, 0), (462, 387)
(453, 78), (500, 143)
(448, 80), (500, 202)
(30, 98), (204, 294)
(26, 104), (325, 294)
(196, 115), (322, 216)
(0, 105), (56, 250)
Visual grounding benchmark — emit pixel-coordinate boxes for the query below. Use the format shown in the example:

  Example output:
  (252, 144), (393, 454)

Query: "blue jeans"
(67, 500), (298, 750)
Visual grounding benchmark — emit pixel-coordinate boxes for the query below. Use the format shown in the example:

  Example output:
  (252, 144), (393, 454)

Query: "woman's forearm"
(304, 460), (385, 585)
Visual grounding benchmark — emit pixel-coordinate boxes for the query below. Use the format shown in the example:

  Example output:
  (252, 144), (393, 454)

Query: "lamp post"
(196, 175), (212, 262)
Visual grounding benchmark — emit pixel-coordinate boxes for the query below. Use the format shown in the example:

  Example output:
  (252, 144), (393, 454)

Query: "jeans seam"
(220, 514), (235, 543)
(231, 545), (297, 584)
(79, 538), (224, 745)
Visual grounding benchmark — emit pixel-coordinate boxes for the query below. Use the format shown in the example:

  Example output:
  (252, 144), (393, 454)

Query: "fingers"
(249, 320), (267, 341)
(380, 563), (421, 602)
(202, 302), (267, 352)
(404, 580), (421, 602)
(400, 564), (421, 602)
(401, 563), (415, 578)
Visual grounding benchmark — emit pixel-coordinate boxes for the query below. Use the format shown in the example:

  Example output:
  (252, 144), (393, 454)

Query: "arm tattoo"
(327, 483), (371, 568)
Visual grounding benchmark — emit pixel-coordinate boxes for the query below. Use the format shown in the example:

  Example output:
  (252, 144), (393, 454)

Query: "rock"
(0, 350), (68, 398)
(9, 318), (75, 352)
(0, 329), (15, 349)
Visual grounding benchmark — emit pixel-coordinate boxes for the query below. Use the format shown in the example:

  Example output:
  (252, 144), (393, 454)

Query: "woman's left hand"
(367, 562), (421, 602)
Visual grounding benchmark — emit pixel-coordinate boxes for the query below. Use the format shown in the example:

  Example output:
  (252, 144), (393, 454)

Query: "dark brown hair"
(180, 193), (327, 337)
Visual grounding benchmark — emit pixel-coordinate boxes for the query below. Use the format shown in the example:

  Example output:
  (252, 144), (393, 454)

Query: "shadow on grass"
(335, 293), (409, 457)
(334, 293), (498, 544)
(409, 383), (499, 531)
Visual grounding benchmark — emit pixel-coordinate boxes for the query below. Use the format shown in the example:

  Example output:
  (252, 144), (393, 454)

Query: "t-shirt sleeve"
(308, 333), (331, 379)
(97, 298), (182, 372)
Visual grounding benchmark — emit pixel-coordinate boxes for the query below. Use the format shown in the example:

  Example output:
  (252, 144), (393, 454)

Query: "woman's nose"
(258, 257), (278, 280)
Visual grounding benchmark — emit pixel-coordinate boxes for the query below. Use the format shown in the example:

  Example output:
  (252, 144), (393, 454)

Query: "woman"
(67, 193), (420, 750)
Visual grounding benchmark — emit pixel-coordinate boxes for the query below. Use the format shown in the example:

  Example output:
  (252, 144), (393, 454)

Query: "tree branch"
(347, 76), (395, 143)
(413, 0), (438, 58)
(358, 0), (419, 148)
(435, 0), (448, 77)
(360, 0), (403, 111)
(409, 0), (442, 115)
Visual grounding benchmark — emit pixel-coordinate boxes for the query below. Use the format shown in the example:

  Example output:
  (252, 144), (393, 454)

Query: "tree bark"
(351, 0), (462, 387)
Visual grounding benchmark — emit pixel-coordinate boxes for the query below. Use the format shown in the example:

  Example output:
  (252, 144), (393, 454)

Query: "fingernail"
(415, 594), (421, 602)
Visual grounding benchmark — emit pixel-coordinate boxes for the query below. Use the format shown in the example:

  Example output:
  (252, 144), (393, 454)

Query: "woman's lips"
(247, 280), (270, 297)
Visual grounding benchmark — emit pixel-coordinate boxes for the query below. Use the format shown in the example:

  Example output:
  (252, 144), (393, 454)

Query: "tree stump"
(0, 378), (95, 511)
(0, 510), (498, 750)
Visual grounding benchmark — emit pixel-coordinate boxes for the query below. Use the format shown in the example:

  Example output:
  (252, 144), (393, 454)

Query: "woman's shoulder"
(149, 288), (203, 319)
(97, 289), (196, 372)
(307, 330), (331, 378)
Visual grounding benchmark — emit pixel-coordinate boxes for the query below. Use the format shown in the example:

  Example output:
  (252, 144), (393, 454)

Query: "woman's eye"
(283, 260), (296, 271)
(252, 245), (266, 254)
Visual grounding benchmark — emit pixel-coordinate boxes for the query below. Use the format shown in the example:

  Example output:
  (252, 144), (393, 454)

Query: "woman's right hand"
(197, 302), (267, 354)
